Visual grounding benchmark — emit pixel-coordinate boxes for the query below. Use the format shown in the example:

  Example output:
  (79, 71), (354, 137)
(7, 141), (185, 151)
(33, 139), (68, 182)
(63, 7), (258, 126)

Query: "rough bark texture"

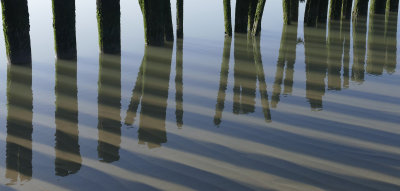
(304, 0), (319, 26)
(283, 0), (291, 24)
(248, 0), (258, 31)
(1, 0), (32, 64)
(177, 0), (183, 38)
(97, 0), (121, 54)
(53, 0), (77, 60)
(55, 59), (81, 176)
(386, 0), (399, 12)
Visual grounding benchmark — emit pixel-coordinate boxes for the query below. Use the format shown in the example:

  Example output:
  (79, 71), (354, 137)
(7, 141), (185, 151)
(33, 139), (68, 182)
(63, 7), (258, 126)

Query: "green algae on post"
(251, 0), (266, 36)
(353, 0), (370, 19)
(290, 0), (299, 22)
(248, 0), (258, 31)
(177, 0), (183, 38)
(283, 0), (291, 25)
(52, 0), (77, 60)
(139, 0), (166, 46)
(97, 0), (121, 54)
(1, 0), (32, 64)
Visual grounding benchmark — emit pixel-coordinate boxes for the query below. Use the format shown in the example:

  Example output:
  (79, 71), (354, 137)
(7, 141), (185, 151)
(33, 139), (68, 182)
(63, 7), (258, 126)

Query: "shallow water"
(0, 1), (400, 190)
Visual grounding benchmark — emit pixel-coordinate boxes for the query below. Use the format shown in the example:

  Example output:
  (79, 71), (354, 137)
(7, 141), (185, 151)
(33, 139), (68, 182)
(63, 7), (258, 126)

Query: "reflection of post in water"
(138, 45), (173, 148)
(253, 36), (271, 122)
(177, 0), (184, 38)
(6, 64), (33, 183)
(271, 23), (298, 108)
(97, 0), (121, 54)
(290, 0), (299, 23)
(384, 8), (398, 73)
(223, 0), (232, 36)
(98, 54), (122, 162)
(52, 0), (77, 60)
(341, 20), (351, 88)
(54, 60), (81, 176)
(366, 13), (386, 75)
(351, 18), (367, 82)
(233, 34), (256, 114)
(1, 0), (32, 64)
(327, 21), (342, 91)
(214, 37), (232, 126)
(304, 25), (328, 110)
(175, 39), (184, 128)
(124, 65), (144, 126)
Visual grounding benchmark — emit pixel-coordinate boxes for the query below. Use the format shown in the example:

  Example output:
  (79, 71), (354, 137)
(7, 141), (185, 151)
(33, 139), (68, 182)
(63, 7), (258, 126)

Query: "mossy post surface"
(248, 0), (258, 31)
(98, 54), (122, 162)
(252, 0), (266, 36)
(223, 0), (232, 36)
(342, 0), (353, 20)
(283, 0), (291, 25)
(52, 0), (77, 60)
(371, 0), (388, 14)
(235, 0), (250, 33)
(164, 0), (174, 41)
(353, 0), (370, 19)
(139, 0), (165, 46)
(177, 0), (183, 38)
(97, 0), (121, 54)
(6, 64), (33, 181)
(290, 0), (299, 22)
(1, 0), (32, 64)
(366, 14), (385, 75)
(329, 0), (343, 20)
(55, 59), (81, 176)
(214, 37), (231, 125)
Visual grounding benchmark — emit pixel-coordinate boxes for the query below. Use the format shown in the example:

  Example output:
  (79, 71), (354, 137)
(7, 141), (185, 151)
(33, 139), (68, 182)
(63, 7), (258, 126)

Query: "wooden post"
(97, 0), (121, 54)
(329, 0), (343, 20)
(235, 0), (250, 33)
(139, 0), (166, 46)
(283, 0), (291, 25)
(223, 0), (232, 36)
(248, 0), (258, 31)
(55, 59), (81, 176)
(177, 0), (184, 38)
(164, 0), (174, 41)
(304, 0), (319, 26)
(386, 0), (399, 12)
(318, 0), (329, 23)
(6, 64), (33, 181)
(97, 54), (122, 162)
(371, 0), (388, 14)
(251, 0), (266, 36)
(342, 0), (353, 20)
(353, 0), (370, 19)
(1, 0), (32, 64)
(52, 0), (77, 60)
(290, 0), (299, 22)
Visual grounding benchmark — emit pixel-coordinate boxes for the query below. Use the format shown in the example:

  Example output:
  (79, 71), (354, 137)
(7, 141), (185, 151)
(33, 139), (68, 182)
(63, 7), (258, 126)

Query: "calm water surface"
(0, 0), (400, 190)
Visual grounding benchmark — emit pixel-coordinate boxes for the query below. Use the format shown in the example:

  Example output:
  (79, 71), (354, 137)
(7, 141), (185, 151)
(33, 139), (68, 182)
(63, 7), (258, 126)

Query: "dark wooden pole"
(139, 0), (166, 46)
(1, 0), (32, 64)
(177, 0), (184, 38)
(164, 0), (174, 41)
(252, 0), (267, 36)
(223, 0), (232, 36)
(283, 0), (291, 25)
(97, 0), (121, 54)
(52, 0), (77, 60)
(329, 0), (343, 20)
(371, 0), (388, 14)
(235, 0), (250, 33)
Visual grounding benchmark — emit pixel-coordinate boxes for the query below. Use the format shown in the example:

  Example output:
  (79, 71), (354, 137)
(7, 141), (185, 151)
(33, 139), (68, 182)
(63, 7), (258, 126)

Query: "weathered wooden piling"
(6, 64), (33, 181)
(304, 0), (319, 26)
(54, 59), (81, 176)
(235, 0), (250, 33)
(248, 0), (258, 31)
(97, 0), (121, 54)
(386, 0), (399, 12)
(164, 0), (174, 41)
(353, 0), (370, 19)
(52, 0), (77, 60)
(223, 0), (232, 36)
(370, 0), (388, 14)
(214, 37), (232, 126)
(139, 0), (166, 46)
(175, 39), (184, 128)
(138, 45), (173, 148)
(177, 0), (184, 38)
(283, 0), (291, 25)
(98, 54), (121, 162)
(1, 0), (32, 64)
(290, 0), (299, 22)
(251, 0), (266, 36)
(329, 0), (343, 20)
(342, 0), (353, 20)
